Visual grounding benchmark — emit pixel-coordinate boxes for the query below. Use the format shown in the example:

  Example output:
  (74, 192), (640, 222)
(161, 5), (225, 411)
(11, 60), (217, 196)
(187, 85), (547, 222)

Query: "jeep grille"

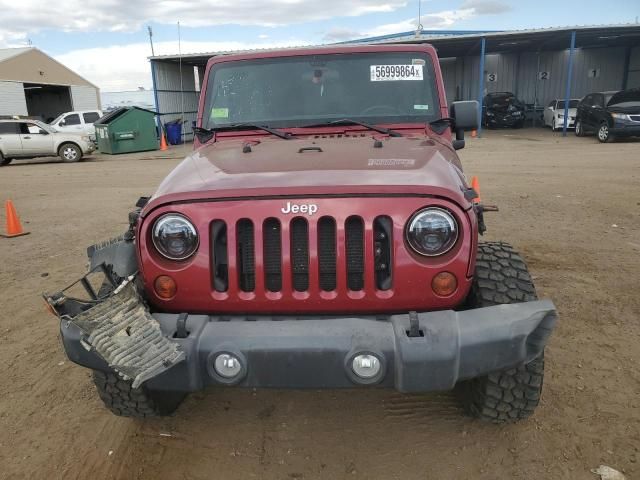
(211, 215), (393, 295)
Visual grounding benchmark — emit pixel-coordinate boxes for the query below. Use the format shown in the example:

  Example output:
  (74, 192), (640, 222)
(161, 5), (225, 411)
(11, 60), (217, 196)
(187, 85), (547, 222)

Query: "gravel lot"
(0, 129), (638, 480)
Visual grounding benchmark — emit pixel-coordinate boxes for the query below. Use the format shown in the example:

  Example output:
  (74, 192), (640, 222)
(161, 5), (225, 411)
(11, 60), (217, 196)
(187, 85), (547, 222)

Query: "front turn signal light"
(154, 275), (177, 299)
(432, 272), (457, 296)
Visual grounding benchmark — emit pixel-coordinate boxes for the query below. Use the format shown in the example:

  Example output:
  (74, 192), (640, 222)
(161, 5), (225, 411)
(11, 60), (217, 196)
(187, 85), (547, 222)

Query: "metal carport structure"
(150, 24), (640, 140)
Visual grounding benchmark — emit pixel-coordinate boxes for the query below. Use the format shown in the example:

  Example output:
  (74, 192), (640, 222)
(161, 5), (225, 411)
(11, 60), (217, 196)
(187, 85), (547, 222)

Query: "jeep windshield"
(203, 52), (440, 130)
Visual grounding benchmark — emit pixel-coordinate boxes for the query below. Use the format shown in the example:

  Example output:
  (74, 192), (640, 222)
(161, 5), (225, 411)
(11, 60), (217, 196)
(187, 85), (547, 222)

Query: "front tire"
(0, 152), (11, 166)
(92, 370), (185, 418)
(58, 143), (82, 162)
(597, 122), (613, 143)
(458, 242), (545, 423)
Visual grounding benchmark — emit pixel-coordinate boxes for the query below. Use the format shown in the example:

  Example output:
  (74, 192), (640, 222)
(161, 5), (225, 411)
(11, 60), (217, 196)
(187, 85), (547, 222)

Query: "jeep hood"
(145, 135), (471, 213)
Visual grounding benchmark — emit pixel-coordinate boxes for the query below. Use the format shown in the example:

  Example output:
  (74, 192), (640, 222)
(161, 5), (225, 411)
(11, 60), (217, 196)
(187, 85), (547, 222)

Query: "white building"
(0, 47), (100, 122)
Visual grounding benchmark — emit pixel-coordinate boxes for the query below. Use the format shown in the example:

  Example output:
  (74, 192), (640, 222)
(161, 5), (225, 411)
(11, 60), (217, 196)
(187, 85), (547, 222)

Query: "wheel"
(92, 370), (185, 417)
(575, 119), (584, 137)
(597, 123), (613, 143)
(0, 152), (11, 166)
(58, 143), (82, 162)
(458, 242), (545, 423)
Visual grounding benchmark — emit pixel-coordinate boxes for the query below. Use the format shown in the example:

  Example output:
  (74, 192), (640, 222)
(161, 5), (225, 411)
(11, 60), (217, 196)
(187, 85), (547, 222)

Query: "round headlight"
(406, 207), (458, 256)
(152, 214), (199, 260)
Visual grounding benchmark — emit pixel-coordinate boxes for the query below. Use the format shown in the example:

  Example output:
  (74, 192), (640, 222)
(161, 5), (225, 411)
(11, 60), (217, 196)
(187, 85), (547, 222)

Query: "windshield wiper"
(303, 119), (402, 137)
(210, 123), (292, 140)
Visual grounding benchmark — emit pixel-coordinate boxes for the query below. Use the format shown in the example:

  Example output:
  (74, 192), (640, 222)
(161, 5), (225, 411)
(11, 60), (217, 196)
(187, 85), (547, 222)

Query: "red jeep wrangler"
(46, 44), (556, 422)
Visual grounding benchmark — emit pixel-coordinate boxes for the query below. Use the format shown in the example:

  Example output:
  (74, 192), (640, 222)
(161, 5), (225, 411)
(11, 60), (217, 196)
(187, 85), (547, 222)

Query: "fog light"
(431, 272), (457, 296)
(214, 353), (243, 378)
(154, 275), (177, 299)
(352, 354), (381, 379)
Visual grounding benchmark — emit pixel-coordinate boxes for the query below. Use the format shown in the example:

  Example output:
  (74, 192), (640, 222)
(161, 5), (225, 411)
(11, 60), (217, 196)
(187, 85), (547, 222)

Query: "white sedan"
(543, 99), (580, 130)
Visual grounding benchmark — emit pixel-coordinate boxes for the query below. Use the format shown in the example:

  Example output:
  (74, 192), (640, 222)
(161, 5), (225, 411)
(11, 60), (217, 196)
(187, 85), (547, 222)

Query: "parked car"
(46, 44), (557, 423)
(0, 119), (95, 165)
(49, 110), (103, 137)
(575, 88), (640, 142)
(483, 92), (526, 128)
(543, 98), (579, 130)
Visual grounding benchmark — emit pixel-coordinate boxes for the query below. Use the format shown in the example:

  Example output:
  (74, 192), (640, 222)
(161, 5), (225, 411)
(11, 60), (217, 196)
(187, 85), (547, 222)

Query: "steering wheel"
(360, 105), (401, 116)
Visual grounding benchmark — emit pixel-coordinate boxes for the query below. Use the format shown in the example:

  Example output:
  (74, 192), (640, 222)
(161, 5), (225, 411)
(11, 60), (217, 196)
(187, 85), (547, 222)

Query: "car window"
(28, 124), (45, 134)
(581, 95), (591, 106)
(593, 94), (604, 108)
(64, 114), (81, 126)
(0, 122), (18, 134)
(83, 112), (100, 123)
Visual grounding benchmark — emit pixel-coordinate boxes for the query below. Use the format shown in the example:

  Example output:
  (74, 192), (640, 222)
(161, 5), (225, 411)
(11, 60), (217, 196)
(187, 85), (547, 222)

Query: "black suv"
(575, 88), (640, 142)
(483, 92), (526, 128)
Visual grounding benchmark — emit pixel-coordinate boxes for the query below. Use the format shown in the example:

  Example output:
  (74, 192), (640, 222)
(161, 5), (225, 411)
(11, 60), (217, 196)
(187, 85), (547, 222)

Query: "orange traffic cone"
(160, 130), (168, 151)
(470, 176), (481, 203)
(1, 200), (30, 238)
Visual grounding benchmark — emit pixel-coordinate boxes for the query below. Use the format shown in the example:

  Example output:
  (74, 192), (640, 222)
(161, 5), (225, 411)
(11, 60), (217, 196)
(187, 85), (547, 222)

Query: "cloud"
(367, 9), (476, 37)
(322, 28), (363, 42)
(459, 0), (512, 15)
(0, 0), (407, 47)
(366, 1), (510, 37)
(54, 39), (309, 91)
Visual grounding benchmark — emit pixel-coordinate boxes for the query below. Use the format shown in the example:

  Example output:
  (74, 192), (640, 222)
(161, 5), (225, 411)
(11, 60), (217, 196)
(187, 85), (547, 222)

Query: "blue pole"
(477, 37), (486, 137)
(150, 60), (161, 132)
(562, 31), (576, 137)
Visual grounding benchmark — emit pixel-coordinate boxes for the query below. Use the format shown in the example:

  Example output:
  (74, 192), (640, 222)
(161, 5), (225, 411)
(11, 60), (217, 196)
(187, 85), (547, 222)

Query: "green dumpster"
(95, 107), (159, 154)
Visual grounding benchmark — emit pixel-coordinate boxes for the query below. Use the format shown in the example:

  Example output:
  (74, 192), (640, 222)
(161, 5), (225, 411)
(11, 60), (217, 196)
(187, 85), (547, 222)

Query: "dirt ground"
(0, 128), (638, 480)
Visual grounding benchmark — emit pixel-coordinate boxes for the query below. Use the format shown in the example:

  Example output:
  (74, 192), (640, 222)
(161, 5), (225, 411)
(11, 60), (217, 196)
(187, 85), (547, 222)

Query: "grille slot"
(345, 216), (365, 291)
(373, 216), (393, 290)
(290, 218), (309, 292)
(263, 218), (282, 292)
(317, 216), (337, 291)
(210, 220), (228, 292)
(236, 219), (255, 292)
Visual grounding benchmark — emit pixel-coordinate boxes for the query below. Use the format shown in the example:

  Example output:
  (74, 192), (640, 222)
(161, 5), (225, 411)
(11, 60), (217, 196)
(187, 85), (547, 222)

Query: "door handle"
(23, 136), (31, 139)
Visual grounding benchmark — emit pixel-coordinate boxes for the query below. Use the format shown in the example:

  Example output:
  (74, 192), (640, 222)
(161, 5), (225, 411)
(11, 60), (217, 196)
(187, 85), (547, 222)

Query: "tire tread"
(460, 241), (544, 423)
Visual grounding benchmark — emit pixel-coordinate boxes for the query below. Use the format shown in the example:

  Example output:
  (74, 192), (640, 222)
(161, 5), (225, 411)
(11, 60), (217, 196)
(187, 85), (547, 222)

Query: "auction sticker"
(370, 64), (423, 81)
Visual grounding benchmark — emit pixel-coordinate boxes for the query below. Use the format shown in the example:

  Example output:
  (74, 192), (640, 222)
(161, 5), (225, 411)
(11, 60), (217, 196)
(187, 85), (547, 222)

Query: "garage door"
(71, 85), (99, 111)
(0, 81), (28, 116)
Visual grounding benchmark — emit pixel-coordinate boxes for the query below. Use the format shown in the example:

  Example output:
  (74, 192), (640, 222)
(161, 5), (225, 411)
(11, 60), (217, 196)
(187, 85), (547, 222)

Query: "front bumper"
(60, 300), (556, 393)
(486, 114), (525, 127)
(610, 122), (640, 137)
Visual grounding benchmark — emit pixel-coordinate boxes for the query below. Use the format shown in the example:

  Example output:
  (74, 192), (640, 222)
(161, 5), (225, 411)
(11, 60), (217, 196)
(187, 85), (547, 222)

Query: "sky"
(0, 0), (638, 91)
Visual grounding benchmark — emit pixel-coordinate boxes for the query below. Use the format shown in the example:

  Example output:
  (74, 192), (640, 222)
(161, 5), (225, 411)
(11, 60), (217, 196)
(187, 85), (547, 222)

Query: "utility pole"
(147, 26), (155, 57)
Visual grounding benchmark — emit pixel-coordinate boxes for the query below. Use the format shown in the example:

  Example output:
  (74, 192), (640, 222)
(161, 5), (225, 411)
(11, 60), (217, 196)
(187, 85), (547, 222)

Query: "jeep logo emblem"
(281, 201), (318, 216)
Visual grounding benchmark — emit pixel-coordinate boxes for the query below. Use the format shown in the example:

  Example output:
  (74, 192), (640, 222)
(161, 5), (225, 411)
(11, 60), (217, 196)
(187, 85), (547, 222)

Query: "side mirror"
(59, 120), (66, 126)
(449, 100), (479, 151)
(38, 129), (48, 135)
(450, 101), (479, 130)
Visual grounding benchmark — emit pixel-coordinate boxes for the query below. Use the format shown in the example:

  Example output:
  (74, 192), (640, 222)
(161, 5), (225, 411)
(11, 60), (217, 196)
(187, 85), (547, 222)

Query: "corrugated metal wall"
(71, 85), (100, 111)
(152, 61), (200, 140)
(628, 46), (640, 88)
(0, 81), (28, 116)
(440, 46), (629, 107)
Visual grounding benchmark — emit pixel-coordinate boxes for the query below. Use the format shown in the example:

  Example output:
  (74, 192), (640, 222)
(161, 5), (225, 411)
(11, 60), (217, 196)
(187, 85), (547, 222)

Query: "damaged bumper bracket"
(46, 273), (185, 388)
